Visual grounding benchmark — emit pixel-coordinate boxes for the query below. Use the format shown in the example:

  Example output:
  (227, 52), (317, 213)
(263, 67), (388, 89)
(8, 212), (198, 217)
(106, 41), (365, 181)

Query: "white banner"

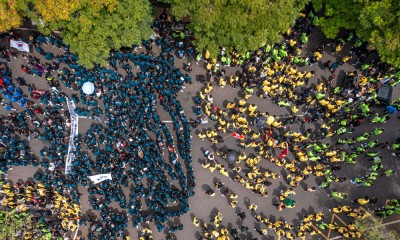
(10, 40), (30, 52)
(65, 98), (79, 174)
(88, 174), (112, 184)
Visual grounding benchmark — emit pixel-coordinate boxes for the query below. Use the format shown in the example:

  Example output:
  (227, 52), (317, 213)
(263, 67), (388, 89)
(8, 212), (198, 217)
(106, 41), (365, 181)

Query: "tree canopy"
(313, 0), (400, 67)
(0, 209), (30, 239)
(0, 0), (154, 68)
(0, 0), (27, 32)
(165, 0), (310, 57)
(355, 214), (400, 240)
(60, 0), (153, 67)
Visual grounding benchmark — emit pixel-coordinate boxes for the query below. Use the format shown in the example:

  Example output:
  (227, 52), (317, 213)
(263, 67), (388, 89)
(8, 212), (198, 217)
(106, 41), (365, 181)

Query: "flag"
(88, 174), (112, 184)
(168, 145), (175, 152)
(279, 148), (288, 159)
(263, 129), (271, 141)
(10, 40), (30, 52)
(279, 144), (289, 159)
(232, 132), (245, 140)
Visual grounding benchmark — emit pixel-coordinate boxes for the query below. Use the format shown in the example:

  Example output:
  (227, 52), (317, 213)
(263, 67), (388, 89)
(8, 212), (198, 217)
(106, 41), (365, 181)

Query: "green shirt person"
(313, 144), (323, 152)
(346, 138), (355, 145)
(336, 127), (347, 135)
(359, 103), (370, 113)
(370, 163), (381, 171)
(334, 87), (342, 94)
(354, 39), (362, 47)
(318, 223), (328, 230)
(392, 143), (400, 150)
(373, 128), (384, 135)
(368, 172), (378, 180)
(265, 44), (271, 53)
(355, 146), (366, 153)
(372, 156), (381, 164)
(353, 177), (362, 184)
(272, 48), (278, 57)
(386, 209), (395, 215)
(196, 53), (202, 62)
(315, 92), (325, 100)
(367, 140), (378, 148)
(383, 169), (395, 176)
(320, 181), (330, 189)
(221, 56), (227, 64)
(362, 180), (372, 187)
(345, 157), (357, 164)
(366, 151), (379, 157)
(293, 56), (302, 63)
(277, 100), (290, 107)
(279, 49), (288, 57)
(309, 156), (321, 161)
(361, 64), (370, 70)
(356, 133), (370, 142)
(226, 57), (231, 66)
(379, 115), (389, 123)
(301, 33), (308, 44)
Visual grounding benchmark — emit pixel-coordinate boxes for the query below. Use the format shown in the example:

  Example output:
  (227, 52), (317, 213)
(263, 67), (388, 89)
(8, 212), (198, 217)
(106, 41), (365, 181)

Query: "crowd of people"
(0, 7), (399, 240)
(0, 175), (79, 239)
(0, 14), (199, 239)
(192, 10), (399, 239)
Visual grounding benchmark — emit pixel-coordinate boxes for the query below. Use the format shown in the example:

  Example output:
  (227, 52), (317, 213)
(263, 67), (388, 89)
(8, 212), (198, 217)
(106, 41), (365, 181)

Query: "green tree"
(355, 215), (400, 240)
(313, 0), (400, 67)
(165, 0), (309, 57)
(60, 0), (154, 67)
(27, 0), (119, 35)
(0, 0), (29, 32)
(1, 0), (154, 68)
(0, 209), (29, 239)
(0, 0), (89, 33)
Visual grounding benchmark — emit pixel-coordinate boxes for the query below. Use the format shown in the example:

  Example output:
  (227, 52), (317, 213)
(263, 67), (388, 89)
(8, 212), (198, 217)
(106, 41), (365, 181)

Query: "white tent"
(82, 82), (95, 95)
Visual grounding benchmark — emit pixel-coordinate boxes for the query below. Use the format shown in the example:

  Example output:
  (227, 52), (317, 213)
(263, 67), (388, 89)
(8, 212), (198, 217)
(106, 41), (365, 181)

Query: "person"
(306, 186), (316, 192)
(248, 203), (258, 211)
(2, 10), (400, 240)
(354, 196), (370, 205)
(207, 94), (213, 103)
(200, 115), (209, 125)
(205, 189), (215, 196)
(236, 211), (246, 221)
(193, 216), (200, 227)
(275, 202), (285, 211)
(207, 152), (215, 161)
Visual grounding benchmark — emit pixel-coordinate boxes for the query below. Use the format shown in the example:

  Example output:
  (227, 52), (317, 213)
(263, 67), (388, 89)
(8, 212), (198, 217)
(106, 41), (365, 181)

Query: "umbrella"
(45, 52), (54, 60)
(254, 116), (266, 128)
(226, 150), (238, 164)
(283, 198), (296, 207)
(82, 82), (95, 95)
(386, 105), (397, 114)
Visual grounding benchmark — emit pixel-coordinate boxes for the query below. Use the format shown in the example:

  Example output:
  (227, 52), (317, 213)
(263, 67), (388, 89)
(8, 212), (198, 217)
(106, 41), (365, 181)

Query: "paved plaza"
(2, 27), (400, 240)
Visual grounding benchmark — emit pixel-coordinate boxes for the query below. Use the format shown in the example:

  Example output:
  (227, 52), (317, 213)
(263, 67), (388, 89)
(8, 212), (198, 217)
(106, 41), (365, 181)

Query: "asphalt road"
(3, 27), (400, 240)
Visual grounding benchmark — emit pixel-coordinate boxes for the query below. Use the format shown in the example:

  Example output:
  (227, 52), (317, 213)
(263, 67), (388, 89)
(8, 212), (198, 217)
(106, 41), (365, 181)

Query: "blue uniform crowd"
(0, 16), (196, 240)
